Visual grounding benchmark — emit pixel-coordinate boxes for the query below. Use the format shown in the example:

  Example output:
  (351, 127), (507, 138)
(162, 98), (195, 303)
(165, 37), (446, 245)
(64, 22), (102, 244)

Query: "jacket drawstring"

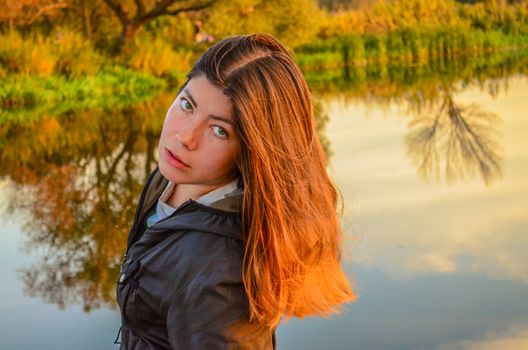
(114, 325), (122, 346)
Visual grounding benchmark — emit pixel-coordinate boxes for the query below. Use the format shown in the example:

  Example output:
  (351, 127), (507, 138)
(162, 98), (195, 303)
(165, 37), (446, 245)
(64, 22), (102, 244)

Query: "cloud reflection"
(349, 173), (528, 284)
(434, 322), (528, 350)
(330, 77), (528, 284)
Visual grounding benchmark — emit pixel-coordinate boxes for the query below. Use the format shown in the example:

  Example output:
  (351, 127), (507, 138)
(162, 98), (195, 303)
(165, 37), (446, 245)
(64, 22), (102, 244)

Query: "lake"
(1, 50), (527, 349)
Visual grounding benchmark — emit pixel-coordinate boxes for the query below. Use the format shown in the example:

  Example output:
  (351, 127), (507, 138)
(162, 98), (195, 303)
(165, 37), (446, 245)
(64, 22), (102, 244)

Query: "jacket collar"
(128, 167), (245, 250)
(138, 167), (243, 228)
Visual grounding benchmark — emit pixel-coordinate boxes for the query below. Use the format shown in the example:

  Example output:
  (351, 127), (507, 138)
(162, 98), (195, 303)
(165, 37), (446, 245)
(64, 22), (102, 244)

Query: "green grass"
(0, 67), (165, 123)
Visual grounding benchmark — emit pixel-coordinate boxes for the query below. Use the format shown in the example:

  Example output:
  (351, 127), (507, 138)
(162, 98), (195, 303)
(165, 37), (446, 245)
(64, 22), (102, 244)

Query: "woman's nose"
(177, 120), (201, 151)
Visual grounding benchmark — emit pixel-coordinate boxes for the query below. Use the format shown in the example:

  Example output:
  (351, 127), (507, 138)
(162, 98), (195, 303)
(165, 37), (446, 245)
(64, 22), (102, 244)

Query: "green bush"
(54, 30), (104, 76)
(0, 31), (57, 76)
(0, 29), (105, 77)
(296, 26), (528, 72)
(121, 33), (193, 78)
(0, 67), (165, 110)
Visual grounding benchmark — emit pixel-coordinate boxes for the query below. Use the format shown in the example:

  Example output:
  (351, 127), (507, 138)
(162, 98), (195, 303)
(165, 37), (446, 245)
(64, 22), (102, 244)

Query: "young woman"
(116, 33), (355, 349)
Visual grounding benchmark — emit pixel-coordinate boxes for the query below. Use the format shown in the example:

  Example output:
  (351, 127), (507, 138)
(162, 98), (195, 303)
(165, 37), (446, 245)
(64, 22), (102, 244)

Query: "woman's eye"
(212, 126), (228, 139)
(180, 98), (193, 112)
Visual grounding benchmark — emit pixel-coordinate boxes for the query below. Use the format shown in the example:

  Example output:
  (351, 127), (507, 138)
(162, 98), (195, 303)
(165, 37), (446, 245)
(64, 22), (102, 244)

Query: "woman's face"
(158, 75), (239, 188)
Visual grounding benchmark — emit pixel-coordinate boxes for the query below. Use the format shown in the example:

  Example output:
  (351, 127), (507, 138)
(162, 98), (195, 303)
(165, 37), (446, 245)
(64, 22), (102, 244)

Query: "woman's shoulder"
(150, 201), (246, 272)
(176, 224), (245, 267)
(156, 223), (246, 303)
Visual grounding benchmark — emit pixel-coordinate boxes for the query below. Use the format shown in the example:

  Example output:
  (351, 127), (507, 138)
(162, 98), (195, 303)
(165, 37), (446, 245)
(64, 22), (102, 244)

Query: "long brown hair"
(186, 33), (355, 327)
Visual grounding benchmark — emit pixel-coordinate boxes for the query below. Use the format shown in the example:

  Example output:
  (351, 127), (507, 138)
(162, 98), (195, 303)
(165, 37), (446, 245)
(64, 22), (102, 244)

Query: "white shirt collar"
(159, 178), (240, 209)
(150, 178), (240, 226)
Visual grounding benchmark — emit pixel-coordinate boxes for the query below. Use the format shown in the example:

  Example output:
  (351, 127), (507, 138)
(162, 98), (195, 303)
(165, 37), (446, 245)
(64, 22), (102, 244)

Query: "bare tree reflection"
(406, 86), (503, 186)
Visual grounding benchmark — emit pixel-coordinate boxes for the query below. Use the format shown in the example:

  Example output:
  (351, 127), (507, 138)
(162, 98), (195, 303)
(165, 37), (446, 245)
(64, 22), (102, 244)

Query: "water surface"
(1, 53), (527, 349)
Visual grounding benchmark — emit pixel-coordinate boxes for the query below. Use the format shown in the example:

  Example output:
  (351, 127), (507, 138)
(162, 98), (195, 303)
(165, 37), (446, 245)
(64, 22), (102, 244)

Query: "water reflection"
(305, 48), (528, 107)
(0, 50), (526, 314)
(306, 50), (523, 186)
(1, 93), (173, 310)
(405, 86), (502, 185)
(332, 76), (528, 284)
(0, 94), (331, 311)
(434, 321), (528, 350)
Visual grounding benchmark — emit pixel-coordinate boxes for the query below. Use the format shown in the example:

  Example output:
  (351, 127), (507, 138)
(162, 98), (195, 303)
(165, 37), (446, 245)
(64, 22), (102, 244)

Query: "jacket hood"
(147, 199), (243, 241)
(132, 167), (244, 246)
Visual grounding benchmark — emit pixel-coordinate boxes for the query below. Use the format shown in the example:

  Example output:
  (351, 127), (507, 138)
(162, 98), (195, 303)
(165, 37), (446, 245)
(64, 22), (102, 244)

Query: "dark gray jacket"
(116, 167), (276, 349)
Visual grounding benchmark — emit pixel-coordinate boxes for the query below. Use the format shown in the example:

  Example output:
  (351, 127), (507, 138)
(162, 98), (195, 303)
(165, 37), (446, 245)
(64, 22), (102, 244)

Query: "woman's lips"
(164, 148), (190, 169)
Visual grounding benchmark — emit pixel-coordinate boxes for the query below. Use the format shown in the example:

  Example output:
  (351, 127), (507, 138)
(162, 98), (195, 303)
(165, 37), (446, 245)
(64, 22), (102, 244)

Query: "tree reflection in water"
(406, 85), (502, 186)
(0, 91), (332, 311)
(1, 93), (173, 311)
(304, 48), (523, 186)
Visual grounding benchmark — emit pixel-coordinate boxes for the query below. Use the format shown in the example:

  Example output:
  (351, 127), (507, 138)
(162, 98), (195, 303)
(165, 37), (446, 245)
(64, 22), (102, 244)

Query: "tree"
(0, 0), (68, 28)
(101, 0), (218, 53)
(205, 0), (322, 49)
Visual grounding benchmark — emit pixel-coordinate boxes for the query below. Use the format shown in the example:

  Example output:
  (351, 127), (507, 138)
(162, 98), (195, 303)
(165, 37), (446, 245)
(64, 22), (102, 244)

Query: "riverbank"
(0, 67), (165, 123)
(296, 28), (528, 70)
(1, 28), (527, 123)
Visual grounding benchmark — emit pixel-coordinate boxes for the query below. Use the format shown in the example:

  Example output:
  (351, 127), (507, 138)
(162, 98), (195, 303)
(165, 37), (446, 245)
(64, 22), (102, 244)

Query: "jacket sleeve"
(164, 267), (274, 350)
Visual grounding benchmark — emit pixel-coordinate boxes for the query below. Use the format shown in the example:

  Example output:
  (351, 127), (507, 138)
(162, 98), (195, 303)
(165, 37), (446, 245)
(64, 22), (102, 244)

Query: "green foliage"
(159, 13), (195, 47)
(1, 0), (527, 123)
(53, 30), (104, 76)
(120, 31), (193, 78)
(260, 0), (322, 48)
(0, 30), (57, 76)
(459, 0), (528, 34)
(318, 0), (465, 36)
(317, 0), (528, 38)
(301, 47), (528, 106)
(0, 29), (104, 77)
(296, 51), (343, 71)
(0, 67), (165, 123)
(369, 0), (463, 31)
(206, 0), (322, 49)
(296, 27), (528, 71)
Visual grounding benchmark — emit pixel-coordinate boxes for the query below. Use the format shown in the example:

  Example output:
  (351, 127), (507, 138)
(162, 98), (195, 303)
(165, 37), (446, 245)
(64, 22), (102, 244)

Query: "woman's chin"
(158, 160), (171, 179)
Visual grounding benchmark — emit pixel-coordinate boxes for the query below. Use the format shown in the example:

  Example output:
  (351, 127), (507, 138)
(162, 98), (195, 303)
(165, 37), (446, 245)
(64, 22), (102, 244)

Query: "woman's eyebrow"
(183, 88), (233, 125)
(183, 88), (198, 107)
(210, 115), (233, 125)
